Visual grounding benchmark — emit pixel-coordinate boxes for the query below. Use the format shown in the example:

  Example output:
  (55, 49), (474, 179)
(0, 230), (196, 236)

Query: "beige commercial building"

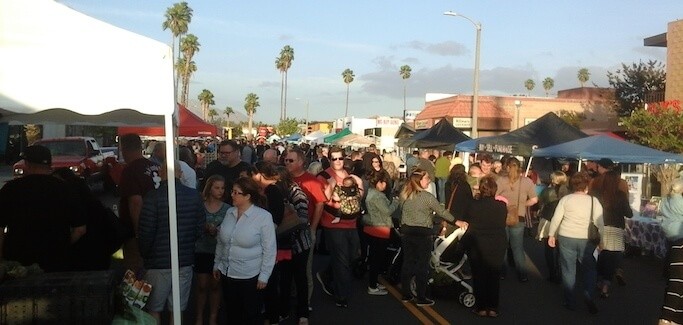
(645, 19), (683, 101)
(414, 88), (618, 136)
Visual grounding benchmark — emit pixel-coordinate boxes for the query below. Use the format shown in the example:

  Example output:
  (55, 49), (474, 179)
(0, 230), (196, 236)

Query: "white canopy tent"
(0, 0), (183, 322)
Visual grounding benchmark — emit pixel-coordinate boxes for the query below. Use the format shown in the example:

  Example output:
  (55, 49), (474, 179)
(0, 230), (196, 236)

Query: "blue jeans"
(558, 236), (597, 307)
(437, 177), (447, 204)
(323, 228), (360, 300)
(503, 222), (527, 277)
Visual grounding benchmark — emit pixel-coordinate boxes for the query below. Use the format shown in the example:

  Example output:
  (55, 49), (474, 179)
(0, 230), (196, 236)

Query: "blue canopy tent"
(532, 135), (683, 164)
(283, 133), (302, 142)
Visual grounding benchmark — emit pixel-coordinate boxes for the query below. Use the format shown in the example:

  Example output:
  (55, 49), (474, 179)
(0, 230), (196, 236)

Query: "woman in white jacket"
(548, 171), (603, 314)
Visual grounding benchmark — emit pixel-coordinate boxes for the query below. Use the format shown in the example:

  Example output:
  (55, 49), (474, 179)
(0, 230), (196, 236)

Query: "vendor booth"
(118, 105), (219, 137)
(398, 118), (470, 150)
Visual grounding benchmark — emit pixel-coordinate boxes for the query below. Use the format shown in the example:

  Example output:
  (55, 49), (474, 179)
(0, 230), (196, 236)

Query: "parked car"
(13, 137), (115, 186)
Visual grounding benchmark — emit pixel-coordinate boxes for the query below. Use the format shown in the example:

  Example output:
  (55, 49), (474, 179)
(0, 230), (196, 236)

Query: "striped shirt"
(400, 191), (454, 229)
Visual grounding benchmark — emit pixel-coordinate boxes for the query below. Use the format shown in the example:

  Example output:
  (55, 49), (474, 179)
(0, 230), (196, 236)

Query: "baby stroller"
(410, 227), (475, 308)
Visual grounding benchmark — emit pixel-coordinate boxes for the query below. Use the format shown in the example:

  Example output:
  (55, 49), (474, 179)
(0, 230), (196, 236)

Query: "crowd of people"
(2, 134), (683, 324)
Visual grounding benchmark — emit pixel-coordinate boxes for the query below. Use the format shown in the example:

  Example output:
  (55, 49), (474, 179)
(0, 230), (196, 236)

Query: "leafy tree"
(556, 110), (587, 128)
(208, 108), (218, 122)
(162, 2), (193, 89)
(542, 77), (554, 97)
(342, 68), (355, 117)
(197, 89), (214, 121)
(622, 100), (683, 195)
(577, 68), (590, 87)
(244, 93), (260, 139)
(524, 79), (535, 96)
(179, 34), (200, 107)
(400, 65), (412, 119)
(224, 106), (234, 128)
(607, 60), (666, 117)
(276, 118), (300, 136)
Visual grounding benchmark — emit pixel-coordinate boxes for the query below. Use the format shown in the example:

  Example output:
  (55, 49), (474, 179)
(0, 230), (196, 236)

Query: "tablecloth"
(624, 217), (668, 259)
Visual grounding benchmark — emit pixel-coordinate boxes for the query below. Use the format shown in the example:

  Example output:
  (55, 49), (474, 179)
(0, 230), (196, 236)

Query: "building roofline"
(644, 32), (667, 47)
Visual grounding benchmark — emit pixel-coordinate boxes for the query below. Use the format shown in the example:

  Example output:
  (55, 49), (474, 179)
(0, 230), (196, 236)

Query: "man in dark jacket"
(138, 161), (205, 323)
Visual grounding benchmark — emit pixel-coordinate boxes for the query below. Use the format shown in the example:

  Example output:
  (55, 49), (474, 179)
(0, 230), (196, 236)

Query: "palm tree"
(524, 79), (535, 96)
(179, 34), (200, 107)
(197, 89), (215, 121)
(162, 2), (193, 89)
(400, 65), (412, 120)
(224, 106), (234, 128)
(542, 77), (554, 97)
(176, 57), (196, 106)
(244, 93), (260, 139)
(207, 108), (218, 122)
(342, 68), (355, 118)
(275, 56), (286, 121)
(279, 45), (294, 120)
(577, 68), (590, 87)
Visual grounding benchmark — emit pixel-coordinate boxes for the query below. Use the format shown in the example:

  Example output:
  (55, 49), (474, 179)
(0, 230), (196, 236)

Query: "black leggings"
(400, 234), (432, 299)
(367, 235), (389, 288)
(265, 251), (310, 322)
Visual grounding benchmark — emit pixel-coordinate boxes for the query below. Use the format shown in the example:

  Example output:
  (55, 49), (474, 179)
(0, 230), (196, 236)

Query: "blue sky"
(62, 0), (678, 124)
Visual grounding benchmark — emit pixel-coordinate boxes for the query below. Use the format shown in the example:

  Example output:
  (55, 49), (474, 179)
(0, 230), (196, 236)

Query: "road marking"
(379, 278), (450, 325)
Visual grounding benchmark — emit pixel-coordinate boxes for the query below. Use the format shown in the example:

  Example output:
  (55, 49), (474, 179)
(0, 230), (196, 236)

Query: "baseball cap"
(21, 145), (52, 165)
(597, 158), (614, 169)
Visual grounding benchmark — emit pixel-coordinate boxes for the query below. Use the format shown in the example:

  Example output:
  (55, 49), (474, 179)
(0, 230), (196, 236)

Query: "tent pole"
(578, 159), (583, 172)
(524, 156), (533, 178)
(164, 112), (182, 324)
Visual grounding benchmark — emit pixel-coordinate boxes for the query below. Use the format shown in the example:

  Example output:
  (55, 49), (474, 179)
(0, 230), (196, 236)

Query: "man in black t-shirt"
(203, 140), (252, 205)
(118, 133), (161, 270)
(0, 145), (86, 272)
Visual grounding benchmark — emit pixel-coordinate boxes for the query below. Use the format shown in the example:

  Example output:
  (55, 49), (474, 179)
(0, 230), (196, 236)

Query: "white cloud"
(396, 40), (468, 56)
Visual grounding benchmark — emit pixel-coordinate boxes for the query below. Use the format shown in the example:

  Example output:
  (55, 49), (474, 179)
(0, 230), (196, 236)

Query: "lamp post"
(514, 100), (522, 129)
(296, 98), (309, 135)
(444, 11), (481, 138)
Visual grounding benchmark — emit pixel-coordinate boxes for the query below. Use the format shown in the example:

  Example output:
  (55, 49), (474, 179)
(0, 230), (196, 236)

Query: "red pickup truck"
(13, 137), (116, 185)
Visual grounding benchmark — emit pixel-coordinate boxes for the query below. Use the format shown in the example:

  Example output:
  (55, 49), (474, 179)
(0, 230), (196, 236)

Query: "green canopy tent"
(324, 128), (352, 144)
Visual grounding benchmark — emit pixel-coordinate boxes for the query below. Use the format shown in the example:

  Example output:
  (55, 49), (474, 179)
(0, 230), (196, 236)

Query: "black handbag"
(588, 195), (600, 245)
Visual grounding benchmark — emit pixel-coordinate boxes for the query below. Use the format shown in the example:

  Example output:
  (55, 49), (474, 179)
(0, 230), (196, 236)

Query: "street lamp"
(514, 100), (522, 129)
(444, 11), (481, 138)
(295, 98), (310, 135)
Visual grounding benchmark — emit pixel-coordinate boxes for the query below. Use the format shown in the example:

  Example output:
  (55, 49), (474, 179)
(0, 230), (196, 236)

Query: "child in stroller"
(383, 226), (475, 308)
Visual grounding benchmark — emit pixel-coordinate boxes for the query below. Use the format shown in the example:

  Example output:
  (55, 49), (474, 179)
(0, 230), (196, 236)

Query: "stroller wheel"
(459, 292), (476, 308)
(410, 276), (417, 298)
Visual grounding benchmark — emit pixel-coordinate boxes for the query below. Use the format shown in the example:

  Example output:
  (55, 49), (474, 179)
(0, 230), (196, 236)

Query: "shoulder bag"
(506, 179), (522, 227)
(588, 195), (601, 245)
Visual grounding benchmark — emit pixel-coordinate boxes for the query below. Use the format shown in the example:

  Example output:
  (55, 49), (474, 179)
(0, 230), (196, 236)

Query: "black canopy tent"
(474, 112), (588, 156)
(398, 118), (471, 150)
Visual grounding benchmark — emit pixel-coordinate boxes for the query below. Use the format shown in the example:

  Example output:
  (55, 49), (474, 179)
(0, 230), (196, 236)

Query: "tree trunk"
(345, 84), (350, 118)
(284, 70), (288, 120)
(654, 164), (680, 196)
(280, 72), (284, 121)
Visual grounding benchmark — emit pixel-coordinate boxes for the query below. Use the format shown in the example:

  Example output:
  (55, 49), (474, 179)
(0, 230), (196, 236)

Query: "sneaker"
(335, 298), (348, 308)
(415, 298), (435, 307)
(376, 283), (386, 290)
(367, 287), (388, 295)
(401, 295), (413, 303)
(316, 272), (332, 296)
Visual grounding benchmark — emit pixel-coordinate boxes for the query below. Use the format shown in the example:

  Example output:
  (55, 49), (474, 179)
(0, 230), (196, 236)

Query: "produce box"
(0, 270), (118, 324)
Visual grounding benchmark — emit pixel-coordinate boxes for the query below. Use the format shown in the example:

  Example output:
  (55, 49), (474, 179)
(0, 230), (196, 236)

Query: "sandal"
(487, 310), (499, 318)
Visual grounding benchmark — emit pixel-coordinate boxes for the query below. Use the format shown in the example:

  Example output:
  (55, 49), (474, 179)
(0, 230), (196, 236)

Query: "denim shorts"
(144, 266), (193, 312)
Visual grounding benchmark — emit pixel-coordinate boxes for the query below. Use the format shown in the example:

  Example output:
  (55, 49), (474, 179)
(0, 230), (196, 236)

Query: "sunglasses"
(284, 159), (295, 163)
(231, 190), (244, 196)
(330, 157), (344, 161)
(219, 151), (234, 155)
